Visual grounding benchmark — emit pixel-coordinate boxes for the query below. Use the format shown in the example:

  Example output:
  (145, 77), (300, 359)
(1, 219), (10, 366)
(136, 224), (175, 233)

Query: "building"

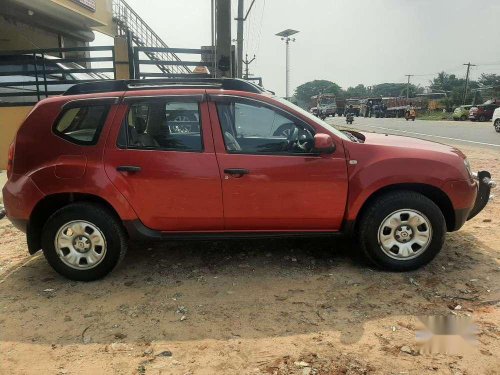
(0, 0), (115, 53)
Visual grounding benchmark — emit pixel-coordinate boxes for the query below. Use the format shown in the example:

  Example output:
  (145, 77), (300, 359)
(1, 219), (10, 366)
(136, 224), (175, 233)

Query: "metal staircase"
(112, 0), (191, 75)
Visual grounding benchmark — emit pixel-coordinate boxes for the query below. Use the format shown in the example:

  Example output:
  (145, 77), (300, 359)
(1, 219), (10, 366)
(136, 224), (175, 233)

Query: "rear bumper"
(467, 171), (495, 220)
(2, 174), (44, 232)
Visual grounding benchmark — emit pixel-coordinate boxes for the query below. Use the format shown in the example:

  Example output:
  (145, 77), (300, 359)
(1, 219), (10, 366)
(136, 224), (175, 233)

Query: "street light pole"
(276, 29), (299, 99)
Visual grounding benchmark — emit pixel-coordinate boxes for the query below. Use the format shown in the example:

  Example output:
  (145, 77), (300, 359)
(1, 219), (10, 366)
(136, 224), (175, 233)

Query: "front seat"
(132, 118), (159, 147)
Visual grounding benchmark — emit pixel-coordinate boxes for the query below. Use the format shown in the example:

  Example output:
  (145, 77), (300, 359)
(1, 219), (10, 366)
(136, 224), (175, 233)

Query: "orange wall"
(0, 106), (33, 169)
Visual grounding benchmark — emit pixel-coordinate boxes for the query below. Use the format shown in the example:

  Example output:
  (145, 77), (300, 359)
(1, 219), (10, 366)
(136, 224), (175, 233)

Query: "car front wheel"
(357, 191), (446, 271)
(494, 119), (500, 133)
(41, 203), (127, 281)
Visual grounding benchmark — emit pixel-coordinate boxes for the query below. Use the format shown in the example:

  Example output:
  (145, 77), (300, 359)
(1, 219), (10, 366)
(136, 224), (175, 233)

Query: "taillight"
(7, 140), (15, 179)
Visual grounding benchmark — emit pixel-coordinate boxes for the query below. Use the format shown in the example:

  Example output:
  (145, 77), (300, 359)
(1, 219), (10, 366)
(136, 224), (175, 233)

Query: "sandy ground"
(0, 144), (499, 375)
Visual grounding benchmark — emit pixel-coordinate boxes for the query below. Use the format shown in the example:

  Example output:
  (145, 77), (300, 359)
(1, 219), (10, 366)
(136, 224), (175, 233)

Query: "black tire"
(41, 202), (127, 281)
(357, 191), (446, 271)
(461, 115), (467, 121)
(479, 115), (486, 122)
(495, 119), (500, 133)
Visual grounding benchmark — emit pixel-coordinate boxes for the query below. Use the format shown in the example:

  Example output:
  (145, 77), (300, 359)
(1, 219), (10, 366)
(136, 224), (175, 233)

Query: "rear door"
(208, 94), (349, 231)
(104, 92), (224, 231)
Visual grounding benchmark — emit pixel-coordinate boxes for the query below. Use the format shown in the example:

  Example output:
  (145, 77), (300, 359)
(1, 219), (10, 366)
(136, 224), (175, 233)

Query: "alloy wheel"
(377, 209), (432, 260)
(54, 220), (107, 270)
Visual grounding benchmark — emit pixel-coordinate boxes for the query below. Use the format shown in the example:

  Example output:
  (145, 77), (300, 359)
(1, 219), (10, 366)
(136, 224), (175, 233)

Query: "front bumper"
(467, 171), (496, 220)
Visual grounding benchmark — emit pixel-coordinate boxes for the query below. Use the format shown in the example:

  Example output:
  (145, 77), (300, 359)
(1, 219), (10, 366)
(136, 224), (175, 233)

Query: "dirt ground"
(0, 144), (499, 375)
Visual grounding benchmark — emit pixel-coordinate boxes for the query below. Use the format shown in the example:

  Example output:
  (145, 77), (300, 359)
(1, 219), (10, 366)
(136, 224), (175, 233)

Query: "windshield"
(319, 97), (335, 105)
(276, 97), (349, 141)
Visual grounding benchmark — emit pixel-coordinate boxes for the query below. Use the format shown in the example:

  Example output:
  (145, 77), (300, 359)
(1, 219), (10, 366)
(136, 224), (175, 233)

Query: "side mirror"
(313, 133), (335, 154)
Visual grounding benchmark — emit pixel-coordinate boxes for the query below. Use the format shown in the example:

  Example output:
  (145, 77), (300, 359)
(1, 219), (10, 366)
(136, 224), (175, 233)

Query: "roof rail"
(63, 78), (266, 96)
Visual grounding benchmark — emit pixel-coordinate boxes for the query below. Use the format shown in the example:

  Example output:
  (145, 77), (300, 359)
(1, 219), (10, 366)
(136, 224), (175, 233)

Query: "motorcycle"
(405, 108), (416, 121)
(346, 113), (354, 124)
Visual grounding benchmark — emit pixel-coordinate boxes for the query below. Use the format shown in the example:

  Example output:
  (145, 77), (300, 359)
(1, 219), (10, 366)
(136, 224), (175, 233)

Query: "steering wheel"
(288, 127), (314, 152)
(273, 123), (295, 138)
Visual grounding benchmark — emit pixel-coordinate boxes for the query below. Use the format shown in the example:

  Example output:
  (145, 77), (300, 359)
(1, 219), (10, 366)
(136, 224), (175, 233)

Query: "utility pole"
(236, 0), (244, 78)
(215, 0), (232, 77)
(242, 53), (256, 79)
(462, 62), (476, 104)
(276, 29), (299, 100)
(405, 74), (413, 99)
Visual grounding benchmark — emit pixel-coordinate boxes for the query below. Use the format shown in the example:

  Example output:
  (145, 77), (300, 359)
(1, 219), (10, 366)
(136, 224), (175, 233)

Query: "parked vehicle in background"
(360, 97), (383, 117)
(314, 94), (337, 119)
(336, 99), (345, 117)
(492, 107), (500, 133)
(384, 97), (426, 118)
(453, 105), (472, 121)
(2, 78), (495, 281)
(469, 100), (499, 122)
(310, 106), (318, 116)
(344, 99), (361, 116)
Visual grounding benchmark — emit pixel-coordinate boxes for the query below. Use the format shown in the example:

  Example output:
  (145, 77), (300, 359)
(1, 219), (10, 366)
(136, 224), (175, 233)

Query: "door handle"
(224, 168), (249, 177)
(116, 165), (142, 173)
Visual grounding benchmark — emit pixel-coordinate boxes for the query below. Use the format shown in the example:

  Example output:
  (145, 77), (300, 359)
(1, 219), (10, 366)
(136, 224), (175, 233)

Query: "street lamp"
(276, 29), (299, 100)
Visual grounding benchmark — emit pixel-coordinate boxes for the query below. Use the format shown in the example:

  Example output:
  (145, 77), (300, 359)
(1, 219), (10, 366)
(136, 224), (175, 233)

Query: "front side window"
(119, 100), (202, 152)
(54, 105), (109, 145)
(216, 99), (315, 154)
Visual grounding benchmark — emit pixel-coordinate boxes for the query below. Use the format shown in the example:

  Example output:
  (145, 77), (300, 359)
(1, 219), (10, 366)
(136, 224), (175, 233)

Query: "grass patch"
(418, 111), (453, 121)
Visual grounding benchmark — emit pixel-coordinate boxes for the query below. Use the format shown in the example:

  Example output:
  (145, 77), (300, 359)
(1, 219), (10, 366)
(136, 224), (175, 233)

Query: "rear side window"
(54, 105), (109, 145)
(117, 100), (203, 152)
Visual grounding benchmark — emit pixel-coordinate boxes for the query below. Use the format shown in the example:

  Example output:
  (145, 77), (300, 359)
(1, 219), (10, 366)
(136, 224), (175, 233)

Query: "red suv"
(469, 101), (499, 122)
(3, 79), (495, 281)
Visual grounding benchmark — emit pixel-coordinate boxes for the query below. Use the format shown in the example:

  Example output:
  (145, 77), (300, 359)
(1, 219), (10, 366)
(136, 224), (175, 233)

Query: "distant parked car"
(492, 107), (500, 133)
(469, 102), (499, 122)
(452, 105), (472, 121)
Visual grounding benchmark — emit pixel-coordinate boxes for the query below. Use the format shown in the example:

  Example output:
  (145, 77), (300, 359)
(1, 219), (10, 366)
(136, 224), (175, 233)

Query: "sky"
(93, 0), (500, 97)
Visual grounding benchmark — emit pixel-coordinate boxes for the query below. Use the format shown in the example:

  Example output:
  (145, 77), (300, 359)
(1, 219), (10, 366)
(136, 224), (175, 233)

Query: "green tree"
(370, 83), (422, 98)
(345, 84), (368, 98)
(294, 80), (342, 108)
(430, 71), (479, 108)
(478, 73), (500, 100)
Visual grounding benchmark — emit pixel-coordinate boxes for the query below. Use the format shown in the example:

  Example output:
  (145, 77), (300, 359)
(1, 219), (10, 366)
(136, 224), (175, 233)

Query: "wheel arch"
(352, 183), (455, 233)
(27, 193), (124, 254)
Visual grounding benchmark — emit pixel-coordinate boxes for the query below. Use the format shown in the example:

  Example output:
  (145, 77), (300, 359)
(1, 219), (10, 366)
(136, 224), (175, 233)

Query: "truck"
(383, 97), (427, 118)
(311, 94), (337, 119)
(344, 99), (361, 116)
(360, 97), (384, 117)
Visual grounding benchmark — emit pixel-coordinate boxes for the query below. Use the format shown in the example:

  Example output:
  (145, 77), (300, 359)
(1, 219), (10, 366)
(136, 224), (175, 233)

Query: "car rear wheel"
(494, 119), (500, 133)
(41, 203), (127, 281)
(461, 115), (467, 121)
(479, 115), (486, 122)
(357, 191), (445, 271)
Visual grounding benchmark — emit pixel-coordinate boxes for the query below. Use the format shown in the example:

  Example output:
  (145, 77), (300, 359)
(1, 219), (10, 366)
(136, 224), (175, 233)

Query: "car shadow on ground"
(0, 232), (497, 347)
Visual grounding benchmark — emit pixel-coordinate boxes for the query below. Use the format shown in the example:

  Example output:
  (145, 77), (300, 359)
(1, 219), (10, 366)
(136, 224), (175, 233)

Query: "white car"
(493, 107), (500, 133)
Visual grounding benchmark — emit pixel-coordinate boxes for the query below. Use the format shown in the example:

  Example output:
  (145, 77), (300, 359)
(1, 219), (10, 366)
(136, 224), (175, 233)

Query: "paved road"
(326, 116), (500, 150)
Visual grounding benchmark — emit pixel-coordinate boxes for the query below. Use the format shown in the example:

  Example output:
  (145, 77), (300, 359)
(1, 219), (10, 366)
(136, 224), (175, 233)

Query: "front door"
(104, 94), (223, 231)
(208, 96), (348, 231)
